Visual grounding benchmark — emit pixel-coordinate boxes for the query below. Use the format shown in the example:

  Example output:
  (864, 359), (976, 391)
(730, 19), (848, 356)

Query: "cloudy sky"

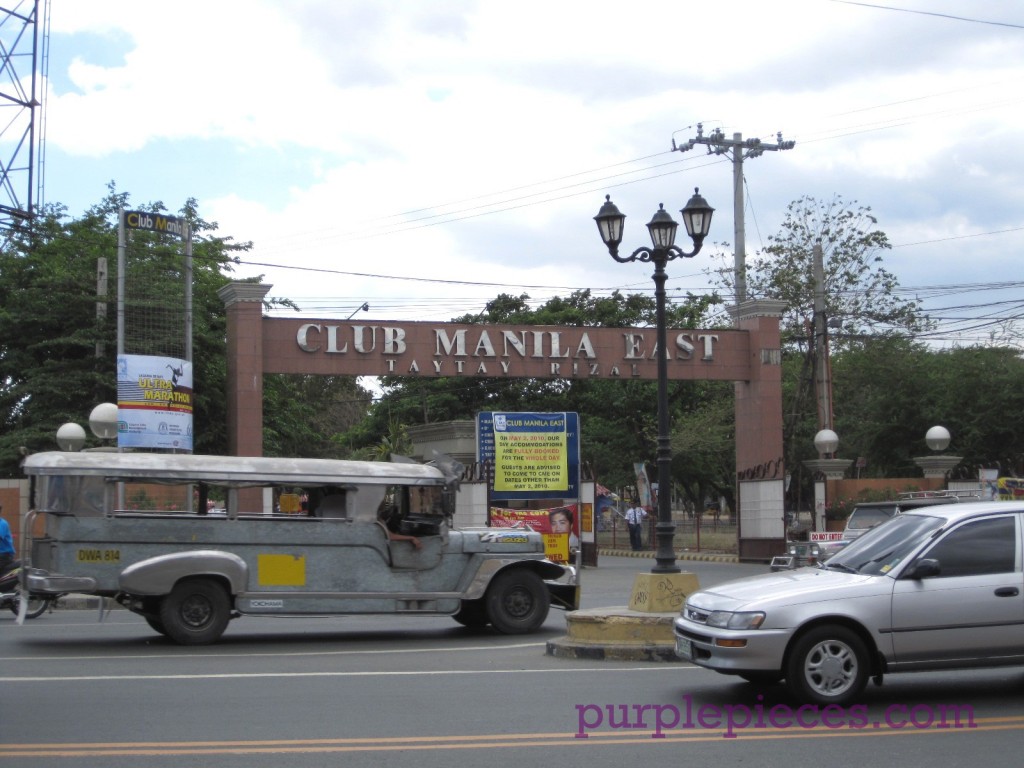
(38, 1), (1024, 344)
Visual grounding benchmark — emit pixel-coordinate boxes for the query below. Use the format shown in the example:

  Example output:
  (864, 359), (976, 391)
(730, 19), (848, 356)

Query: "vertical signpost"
(117, 210), (194, 452)
(477, 412), (581, 563)
(477, 412), (579, 500)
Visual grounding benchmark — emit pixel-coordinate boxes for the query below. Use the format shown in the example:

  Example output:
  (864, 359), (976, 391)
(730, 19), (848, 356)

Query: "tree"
(0, 190), (249, 474)
(0, 188), (371, 477)
(709, 196), (936, 505)
(670, 380), (736, 514)
(263, 374), (373, 459)
(718, 195), (931, 345)
(0, 204), (116, 471)
(341, 289), (730, 498)
(830, 340), (1024, 479)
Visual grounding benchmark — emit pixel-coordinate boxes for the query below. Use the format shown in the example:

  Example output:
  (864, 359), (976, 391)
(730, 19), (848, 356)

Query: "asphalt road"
(3, 555), (1024, 767)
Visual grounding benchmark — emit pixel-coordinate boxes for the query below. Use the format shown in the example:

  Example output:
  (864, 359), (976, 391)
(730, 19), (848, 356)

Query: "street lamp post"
(594, 188), (714, 573)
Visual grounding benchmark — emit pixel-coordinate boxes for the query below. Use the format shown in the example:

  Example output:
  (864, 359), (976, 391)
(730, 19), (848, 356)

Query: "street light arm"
(607, 242), (705, 264)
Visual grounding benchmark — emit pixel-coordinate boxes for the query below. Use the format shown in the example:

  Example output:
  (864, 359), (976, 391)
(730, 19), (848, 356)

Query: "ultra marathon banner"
(116, 354), (194, 451)
(490, 505), (579, 564)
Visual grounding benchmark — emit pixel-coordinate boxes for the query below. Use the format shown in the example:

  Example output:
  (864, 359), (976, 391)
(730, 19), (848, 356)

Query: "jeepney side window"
(317, 487), (348, 518)
(39, 475), (106, 516)
(350, 485), (387, 523)
(121, 482), (192, 514)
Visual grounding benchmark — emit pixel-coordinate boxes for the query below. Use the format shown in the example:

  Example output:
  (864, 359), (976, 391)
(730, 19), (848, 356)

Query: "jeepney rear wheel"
(140, 598), (167, 636)
(485, 569), (550, 634)
(145, 616), (167, 636)
(159, 577), (231, 646)
(453, 598), (490, 628)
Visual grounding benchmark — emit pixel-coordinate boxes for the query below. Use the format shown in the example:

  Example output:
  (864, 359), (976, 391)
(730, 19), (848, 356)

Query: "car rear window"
(847, 505), (897, 530)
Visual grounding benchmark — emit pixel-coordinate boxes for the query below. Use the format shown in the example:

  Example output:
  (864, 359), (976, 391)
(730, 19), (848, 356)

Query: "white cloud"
(40, 0), (1024, 338)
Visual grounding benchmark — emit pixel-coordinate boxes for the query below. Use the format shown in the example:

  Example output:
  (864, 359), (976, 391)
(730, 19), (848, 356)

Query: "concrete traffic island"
(546, 571), (699, 662)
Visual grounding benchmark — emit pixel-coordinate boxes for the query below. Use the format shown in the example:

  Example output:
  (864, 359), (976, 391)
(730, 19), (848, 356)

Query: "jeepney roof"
(23, 451), (448, 487)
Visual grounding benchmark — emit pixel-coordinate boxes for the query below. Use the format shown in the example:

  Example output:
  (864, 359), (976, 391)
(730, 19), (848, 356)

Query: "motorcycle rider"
(0, 505), (15, 575)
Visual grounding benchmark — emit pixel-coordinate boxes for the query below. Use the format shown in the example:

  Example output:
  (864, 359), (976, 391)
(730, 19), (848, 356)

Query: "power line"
(674, 124), (795, 303)
(830, 1), (1024, 30)
(231, 80), (1015, 264)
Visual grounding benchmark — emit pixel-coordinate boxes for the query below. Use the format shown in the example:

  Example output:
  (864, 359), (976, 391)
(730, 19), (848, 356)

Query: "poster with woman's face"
(489, 505), (580, 560)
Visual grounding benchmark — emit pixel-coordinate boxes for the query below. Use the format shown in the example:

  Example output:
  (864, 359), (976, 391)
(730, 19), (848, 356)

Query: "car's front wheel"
(786, 625), (869, 705)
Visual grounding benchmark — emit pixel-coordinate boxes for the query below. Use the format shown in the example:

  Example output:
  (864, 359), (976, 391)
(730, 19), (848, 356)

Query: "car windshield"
(823, 513), (945, 575)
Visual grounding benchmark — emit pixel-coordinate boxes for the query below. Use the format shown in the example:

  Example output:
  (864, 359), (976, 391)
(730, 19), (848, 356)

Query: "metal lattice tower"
(0, 0), (47, 236)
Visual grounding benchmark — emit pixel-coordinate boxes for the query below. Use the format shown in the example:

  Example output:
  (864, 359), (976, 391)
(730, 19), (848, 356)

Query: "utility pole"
(674, 124), (794, 302)
(812, 241), (834, 435)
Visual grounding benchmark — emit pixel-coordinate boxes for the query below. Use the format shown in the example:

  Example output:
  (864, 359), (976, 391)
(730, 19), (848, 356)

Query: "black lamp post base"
(651, 523), (681, 574)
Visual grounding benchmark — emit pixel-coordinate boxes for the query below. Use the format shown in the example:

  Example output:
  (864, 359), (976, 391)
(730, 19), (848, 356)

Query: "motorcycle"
(0, 562), (54, 619)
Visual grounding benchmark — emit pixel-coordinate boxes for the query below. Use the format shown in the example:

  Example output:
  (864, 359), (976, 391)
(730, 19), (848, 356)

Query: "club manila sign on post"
(122, 210), (188, 238)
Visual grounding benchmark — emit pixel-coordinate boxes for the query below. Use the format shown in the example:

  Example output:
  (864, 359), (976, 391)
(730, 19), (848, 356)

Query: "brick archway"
(219, 283), (786, 559)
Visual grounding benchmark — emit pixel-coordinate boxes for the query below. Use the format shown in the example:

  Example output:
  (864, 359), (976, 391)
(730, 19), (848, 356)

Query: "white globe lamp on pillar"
(813, 429), (840, 457)
(915, 425), (960, 479)
(55, 423), (87, 452)
(804, 429), (853, 532)
(925, 425), (951, 452)
(88, 402), (119, 442)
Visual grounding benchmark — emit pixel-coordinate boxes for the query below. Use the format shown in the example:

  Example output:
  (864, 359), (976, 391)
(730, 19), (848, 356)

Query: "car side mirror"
(905, 558), (941, 579)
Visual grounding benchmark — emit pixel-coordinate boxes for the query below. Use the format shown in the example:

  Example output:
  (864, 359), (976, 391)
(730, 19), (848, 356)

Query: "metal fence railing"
(595, 511), (737, 553)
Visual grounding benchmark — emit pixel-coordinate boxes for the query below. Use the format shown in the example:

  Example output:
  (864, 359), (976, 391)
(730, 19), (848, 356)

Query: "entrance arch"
(218, 283), (786, 560)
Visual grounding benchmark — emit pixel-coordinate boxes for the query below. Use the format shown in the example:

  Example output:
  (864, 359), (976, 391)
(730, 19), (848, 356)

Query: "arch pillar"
(729, 300), (787, 561)
(218, 282), (272, 458)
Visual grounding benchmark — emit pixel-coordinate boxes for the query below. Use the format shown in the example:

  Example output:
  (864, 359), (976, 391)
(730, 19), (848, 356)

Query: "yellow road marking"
(2, 717), (1019, 758)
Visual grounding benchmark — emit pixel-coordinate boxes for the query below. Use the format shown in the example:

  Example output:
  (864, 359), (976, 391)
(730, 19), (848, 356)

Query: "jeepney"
(21, 451), (578, 645)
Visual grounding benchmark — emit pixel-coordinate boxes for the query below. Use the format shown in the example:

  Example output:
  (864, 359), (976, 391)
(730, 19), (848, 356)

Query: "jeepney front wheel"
(485, 569), (550, 634)
(158, 577), (231, 646)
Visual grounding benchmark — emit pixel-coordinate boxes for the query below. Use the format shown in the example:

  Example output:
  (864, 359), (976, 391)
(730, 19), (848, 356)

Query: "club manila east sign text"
(261, 319), (754, 382)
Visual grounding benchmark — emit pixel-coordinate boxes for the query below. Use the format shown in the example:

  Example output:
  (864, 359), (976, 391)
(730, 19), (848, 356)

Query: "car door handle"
(994, 587), (1019, 597)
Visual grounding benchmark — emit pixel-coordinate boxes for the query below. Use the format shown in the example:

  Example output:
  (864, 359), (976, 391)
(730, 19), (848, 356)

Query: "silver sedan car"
(674, 502), (1024, 704)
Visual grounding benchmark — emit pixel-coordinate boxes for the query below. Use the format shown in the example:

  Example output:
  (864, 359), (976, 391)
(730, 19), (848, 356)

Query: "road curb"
(545, 607), (685, 663)
(598, 548), (738, 563)
(546, 636), (681, 662)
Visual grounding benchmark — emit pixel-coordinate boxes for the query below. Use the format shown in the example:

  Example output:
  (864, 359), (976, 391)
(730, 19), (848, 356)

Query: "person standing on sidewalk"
(625, 501), (646, 551)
